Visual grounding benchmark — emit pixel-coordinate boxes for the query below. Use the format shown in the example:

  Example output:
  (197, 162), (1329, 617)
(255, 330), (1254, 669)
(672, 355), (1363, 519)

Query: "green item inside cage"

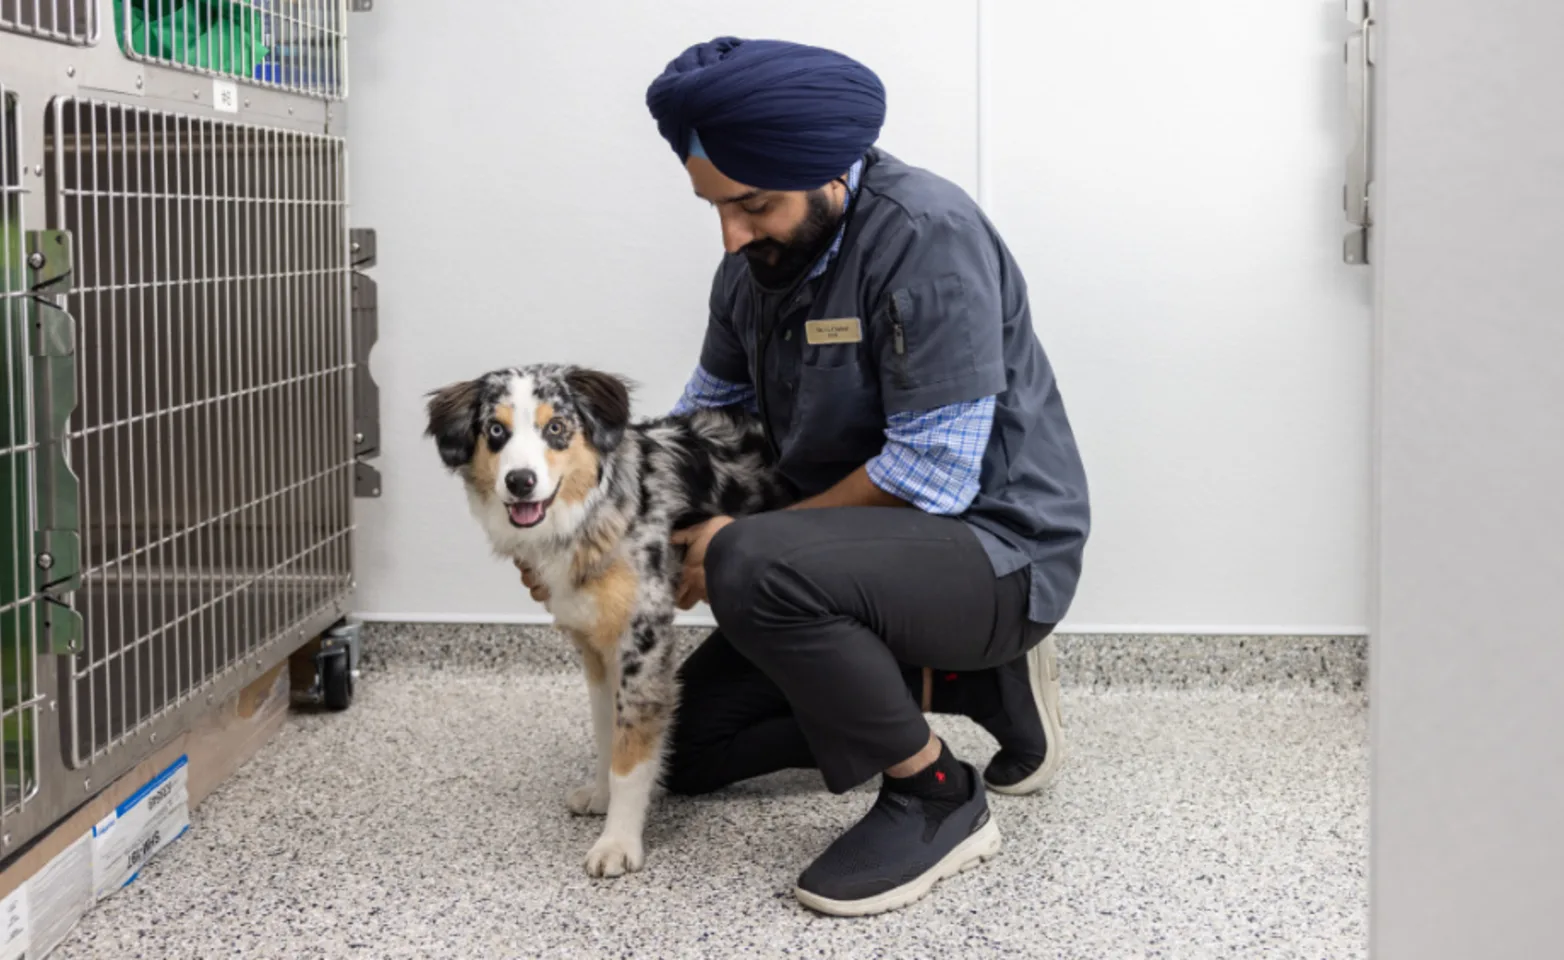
(1, 201), (36, 805)
(113, 0), (270, 76)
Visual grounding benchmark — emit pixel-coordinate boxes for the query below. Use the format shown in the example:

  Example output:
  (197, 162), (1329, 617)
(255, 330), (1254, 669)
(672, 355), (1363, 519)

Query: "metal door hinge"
(350, 227), (376, 270)
(1344, 0), (1376, 265)
(350, 228), (381, 497)
(26, 230), (85, 654)
(350, 0), (373, 10)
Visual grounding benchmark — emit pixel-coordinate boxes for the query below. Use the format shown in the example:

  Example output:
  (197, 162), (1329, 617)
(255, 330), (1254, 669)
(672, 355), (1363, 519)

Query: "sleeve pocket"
(881, 272), (997, 412)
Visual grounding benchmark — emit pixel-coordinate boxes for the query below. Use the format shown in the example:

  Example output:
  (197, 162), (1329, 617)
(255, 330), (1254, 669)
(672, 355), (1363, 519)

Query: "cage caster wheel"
(293, 618), (363, 711)
(321, 648), (354, 711)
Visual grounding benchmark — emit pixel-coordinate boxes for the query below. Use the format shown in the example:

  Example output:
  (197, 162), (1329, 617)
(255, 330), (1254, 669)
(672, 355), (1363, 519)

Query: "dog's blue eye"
(488, 422), (507, 440)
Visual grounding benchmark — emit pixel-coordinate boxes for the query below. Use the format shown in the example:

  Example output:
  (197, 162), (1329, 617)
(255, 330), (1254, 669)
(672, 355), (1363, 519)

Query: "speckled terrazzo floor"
(51, 627), (1369, 959)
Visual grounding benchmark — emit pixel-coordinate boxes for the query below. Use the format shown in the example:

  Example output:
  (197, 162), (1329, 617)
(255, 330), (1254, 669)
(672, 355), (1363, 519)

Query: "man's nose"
(505, 468), (537, 498)
(721, 216), (756, 255)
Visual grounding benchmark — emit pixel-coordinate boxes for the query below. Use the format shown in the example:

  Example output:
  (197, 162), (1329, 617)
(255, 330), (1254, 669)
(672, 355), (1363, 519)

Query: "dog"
(424, 363), (792, 877)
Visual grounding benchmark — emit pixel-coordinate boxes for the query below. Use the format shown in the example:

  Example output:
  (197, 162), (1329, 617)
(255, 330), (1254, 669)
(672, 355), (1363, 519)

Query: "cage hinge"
(350, 229), (380, 497)
(354, 461), (381, 499)
(1344, 0), (1375, 265)
(350, 228), (376, 270)
(26, 231), (84, 654)
(350, 0), (373, 11)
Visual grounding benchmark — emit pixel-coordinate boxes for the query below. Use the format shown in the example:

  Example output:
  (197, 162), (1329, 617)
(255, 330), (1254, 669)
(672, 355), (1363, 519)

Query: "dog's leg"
(567, 644), (614, 817)
(584, 621), (675, 878)
(583, 711), (666, 878)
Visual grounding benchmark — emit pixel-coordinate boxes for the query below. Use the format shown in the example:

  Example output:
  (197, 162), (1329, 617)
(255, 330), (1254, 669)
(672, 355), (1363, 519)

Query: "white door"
(1370, 2), (1564, 957)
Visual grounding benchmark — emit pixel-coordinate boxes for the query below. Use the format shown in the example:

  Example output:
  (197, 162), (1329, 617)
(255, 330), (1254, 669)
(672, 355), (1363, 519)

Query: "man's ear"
(564, 367), (633, 453)
(425, 379), (483, 468)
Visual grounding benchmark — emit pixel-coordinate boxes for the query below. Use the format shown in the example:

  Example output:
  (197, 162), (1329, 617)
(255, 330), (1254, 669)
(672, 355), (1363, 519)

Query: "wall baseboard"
(351, 611), (1368, 638)
(355, 620), (1367, 694)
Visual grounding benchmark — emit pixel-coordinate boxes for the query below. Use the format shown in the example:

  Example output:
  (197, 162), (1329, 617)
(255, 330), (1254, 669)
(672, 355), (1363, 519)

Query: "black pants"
(665, 506), (1045, 796)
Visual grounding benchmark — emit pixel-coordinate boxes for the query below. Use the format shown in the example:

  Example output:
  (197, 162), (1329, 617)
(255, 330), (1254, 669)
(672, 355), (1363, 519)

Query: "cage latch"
(27, 230), (84, 655)
(350, 229), (381, 498)
(26, 230), (72, 295)
(1344, 0), (1375, 265)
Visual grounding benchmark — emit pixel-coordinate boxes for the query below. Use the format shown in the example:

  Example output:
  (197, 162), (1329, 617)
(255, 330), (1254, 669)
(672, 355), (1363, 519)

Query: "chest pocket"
(785, 339), (885, 475)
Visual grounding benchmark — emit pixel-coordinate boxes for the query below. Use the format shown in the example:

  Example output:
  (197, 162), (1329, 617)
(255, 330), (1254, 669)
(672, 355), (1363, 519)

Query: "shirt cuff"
(670, 365), (758, 416)
(864, 397), (995, 514)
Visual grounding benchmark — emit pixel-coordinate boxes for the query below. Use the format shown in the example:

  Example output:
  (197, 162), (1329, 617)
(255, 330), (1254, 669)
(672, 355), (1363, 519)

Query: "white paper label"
(25, 833), (92, 959)
(0, 886), (26, 960)
(213, 79), (239, 113)
(91, 755), (190, 902)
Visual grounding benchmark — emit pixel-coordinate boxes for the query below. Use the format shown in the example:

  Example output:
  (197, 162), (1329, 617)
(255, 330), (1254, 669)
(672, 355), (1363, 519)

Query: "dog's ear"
(425, 379), (483, 469)
(565, 367), (633, 453)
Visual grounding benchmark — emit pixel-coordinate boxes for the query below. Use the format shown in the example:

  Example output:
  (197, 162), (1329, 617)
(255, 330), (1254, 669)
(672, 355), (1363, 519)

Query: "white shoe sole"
(984, 634), (1066, 796)
(793, 816), (1002, 918)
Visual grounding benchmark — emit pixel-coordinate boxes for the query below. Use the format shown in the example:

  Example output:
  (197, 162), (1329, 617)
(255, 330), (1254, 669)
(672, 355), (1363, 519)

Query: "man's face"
(686, 157), (844, 288)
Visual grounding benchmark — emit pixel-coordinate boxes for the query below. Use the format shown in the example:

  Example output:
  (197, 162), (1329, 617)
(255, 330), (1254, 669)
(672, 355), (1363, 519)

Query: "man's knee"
(703, 515), (775, 629)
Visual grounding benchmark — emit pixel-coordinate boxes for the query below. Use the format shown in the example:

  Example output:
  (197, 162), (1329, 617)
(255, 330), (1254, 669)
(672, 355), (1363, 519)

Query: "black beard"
(742, 190), (843, 290)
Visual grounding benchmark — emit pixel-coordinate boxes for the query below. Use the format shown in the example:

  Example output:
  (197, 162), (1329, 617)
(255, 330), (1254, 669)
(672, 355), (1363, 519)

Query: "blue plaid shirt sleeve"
(669, 364), (758, 416)
(673, 365), (993, 515)
(866, 396), (997, 515)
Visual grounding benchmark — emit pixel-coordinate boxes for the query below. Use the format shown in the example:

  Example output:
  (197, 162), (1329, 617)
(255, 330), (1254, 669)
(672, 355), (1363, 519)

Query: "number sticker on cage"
(91, 755), (191, 901)
(213, 79), (239, 114)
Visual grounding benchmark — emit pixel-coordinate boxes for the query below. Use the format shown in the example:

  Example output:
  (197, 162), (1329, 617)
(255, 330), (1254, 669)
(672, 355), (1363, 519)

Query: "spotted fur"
(425, 363), (792, 877)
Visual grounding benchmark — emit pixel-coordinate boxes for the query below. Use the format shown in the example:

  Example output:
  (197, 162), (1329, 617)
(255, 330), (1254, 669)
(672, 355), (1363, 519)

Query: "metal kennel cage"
(1, 0), (99, 46)
(115, 1), (351, 101)
(0, 0), (374, 858)
(1, 79), (47, 848)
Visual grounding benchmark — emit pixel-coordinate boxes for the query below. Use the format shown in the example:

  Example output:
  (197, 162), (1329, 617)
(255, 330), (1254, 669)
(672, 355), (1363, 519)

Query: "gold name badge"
(804, 317), (863, 345)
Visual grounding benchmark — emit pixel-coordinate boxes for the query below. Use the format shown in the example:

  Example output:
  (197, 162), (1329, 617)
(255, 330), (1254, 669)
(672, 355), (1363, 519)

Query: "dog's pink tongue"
(509, 501), (545, 526)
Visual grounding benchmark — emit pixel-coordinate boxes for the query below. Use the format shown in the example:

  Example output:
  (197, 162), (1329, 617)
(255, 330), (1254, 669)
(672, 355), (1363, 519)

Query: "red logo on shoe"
(944, 673), (958, 682)
(935, 770), (946, 783)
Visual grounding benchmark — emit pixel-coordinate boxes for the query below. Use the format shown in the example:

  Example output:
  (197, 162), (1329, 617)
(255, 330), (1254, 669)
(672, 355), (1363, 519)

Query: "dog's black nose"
(505, 469), (537, 499)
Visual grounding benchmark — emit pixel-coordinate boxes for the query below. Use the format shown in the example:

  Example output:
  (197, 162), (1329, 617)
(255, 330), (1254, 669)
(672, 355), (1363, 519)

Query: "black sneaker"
(793, 761), (1001, 917)
(906, 635), (1066, 796)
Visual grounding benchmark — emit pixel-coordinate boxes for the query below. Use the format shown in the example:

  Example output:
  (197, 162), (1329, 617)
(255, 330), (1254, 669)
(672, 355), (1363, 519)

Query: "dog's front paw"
(566, 782), (609, 816)
(584, 832), (645, 878)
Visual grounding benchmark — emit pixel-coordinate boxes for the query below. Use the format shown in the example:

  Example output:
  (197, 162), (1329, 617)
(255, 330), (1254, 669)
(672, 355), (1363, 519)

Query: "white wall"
(983, 1), (1371, 631)
(1370, 1), (1564, 956)
(346, 0), (978, 621)
(347, 1), (1371, 633)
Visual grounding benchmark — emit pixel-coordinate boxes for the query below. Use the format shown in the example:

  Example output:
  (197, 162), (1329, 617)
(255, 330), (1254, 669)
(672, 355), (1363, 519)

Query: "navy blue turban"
(645, 37), (886, 191)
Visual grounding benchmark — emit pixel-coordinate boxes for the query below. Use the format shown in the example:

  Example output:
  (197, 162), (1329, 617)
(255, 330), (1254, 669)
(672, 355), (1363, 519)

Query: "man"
(526, 37), (1089, 916)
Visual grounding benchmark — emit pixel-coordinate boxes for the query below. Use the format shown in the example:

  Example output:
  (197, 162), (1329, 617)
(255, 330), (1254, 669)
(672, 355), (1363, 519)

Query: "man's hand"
(514, 558), (550, 607)
(670, 515), (734, 610)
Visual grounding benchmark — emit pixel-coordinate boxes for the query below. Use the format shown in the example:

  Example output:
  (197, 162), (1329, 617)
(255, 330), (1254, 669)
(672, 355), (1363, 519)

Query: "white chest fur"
(526, 550), (599, 632)
(468, 488), (607, 634)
